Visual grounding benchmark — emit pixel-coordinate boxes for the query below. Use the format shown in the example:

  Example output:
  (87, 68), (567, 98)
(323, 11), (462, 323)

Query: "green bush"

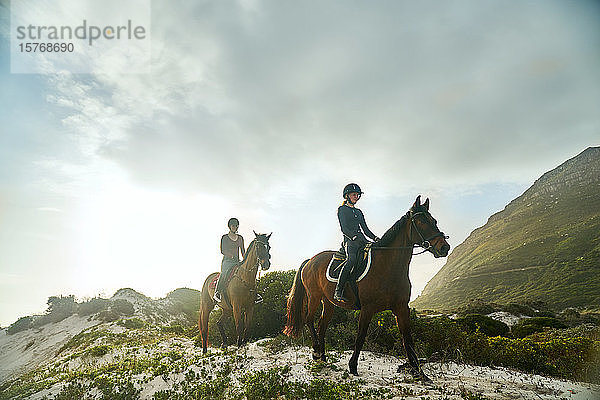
(512, 317), (567, 338)
(162, 324), (185, 335)
(241, 366), (291, 400)
(6, 316), (34, 335)
(412, 315), (468, 359)
(87, 345), (111, 357)
(165, 288), (201, 325)
(456, 314), (509, 337)
(46, 295), (77, 323)
(78, 298), (110, 316)
(251, 270), (296, 339)
(97, 309), (120, 322)
(111, 299), (135, 316)
(117, 318), (146, 329)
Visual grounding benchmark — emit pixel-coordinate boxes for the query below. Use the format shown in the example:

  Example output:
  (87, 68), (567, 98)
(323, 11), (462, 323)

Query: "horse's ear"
(253, 230), (258, 237)
(267, 233), (272, 240)
(423, 198), (430, 210)
(413, 195), (421, 209)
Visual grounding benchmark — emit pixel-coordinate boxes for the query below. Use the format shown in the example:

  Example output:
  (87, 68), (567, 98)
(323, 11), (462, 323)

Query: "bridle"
(409, 211), (448, 256)
(231, 237), (271, 291)
(254, 238), (271, 270)
(376, 210), (448, 256)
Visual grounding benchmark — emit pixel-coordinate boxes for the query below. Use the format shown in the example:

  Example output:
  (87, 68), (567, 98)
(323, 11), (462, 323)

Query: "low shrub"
(511, 317), (567, 338)
(6, 316), (34, 335)
(117, 318), (146, 329)
(456, 314), (509, 337)
(78, 298), (110, 316)
(161, 324), (185, 335)
(111, 299), (135, 316)
(86, 344), (111, 357)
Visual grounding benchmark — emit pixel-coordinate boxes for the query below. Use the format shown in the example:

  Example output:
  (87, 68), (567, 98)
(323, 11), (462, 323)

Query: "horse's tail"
(283, 259), (309, 338)
(198, 273), (218, 351)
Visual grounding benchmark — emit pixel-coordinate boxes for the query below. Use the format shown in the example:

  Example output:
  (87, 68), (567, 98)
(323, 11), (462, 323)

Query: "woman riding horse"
(284, 196), (449, 380)
(214, 217), (245, 303)
(335, 183), (379, 302)
(199, 232), (272, 354)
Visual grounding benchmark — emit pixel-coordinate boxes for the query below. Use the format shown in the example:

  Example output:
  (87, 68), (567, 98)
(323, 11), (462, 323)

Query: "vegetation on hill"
(412, 147), (600, 311)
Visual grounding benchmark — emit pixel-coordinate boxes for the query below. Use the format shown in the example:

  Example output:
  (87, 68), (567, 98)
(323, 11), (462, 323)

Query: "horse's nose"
(441, 243), (450, 256)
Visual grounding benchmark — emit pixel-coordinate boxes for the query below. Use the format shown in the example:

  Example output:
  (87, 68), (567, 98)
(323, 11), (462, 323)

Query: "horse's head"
(253, 231), (272, 271)
(409, 196), (450, 258)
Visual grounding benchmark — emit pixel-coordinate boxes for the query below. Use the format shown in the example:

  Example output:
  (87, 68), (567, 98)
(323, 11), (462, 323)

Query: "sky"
(0, 0), (599, 327)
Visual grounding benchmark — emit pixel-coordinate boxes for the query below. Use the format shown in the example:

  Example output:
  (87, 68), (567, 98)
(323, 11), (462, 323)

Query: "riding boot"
(213, 276), (225, 302)
(334, 262), (352, 302)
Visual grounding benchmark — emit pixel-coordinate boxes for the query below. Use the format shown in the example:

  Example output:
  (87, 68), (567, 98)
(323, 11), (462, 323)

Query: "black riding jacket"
(337, 203), (377, 243)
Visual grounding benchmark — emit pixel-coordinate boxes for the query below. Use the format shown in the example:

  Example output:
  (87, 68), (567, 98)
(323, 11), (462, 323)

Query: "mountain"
(412, 147), (600, 311)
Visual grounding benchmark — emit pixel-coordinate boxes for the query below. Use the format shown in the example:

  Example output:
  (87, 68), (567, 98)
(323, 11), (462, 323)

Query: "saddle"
(208, 263), (263, 305)
(208, 263), (241, 290)
(326, 242), (373, 283)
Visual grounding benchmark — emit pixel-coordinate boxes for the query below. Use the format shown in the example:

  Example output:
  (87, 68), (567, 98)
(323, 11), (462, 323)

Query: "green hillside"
(412, 147), (600, 311)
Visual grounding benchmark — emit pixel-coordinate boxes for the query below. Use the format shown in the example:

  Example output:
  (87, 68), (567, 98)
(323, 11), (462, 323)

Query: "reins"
(373, 210), (448, 256)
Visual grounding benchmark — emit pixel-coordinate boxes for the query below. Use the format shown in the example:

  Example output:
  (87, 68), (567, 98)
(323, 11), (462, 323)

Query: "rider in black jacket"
(334, 183), (379, 302)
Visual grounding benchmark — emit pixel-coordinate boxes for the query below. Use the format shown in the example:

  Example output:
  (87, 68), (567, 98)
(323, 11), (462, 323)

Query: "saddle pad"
(208, 274), (219, 290)
(326, 245), (372, 283)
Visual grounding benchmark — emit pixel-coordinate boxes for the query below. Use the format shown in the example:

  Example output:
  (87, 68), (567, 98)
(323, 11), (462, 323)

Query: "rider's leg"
(214, 260), (235, 302)
(334, 240), (358, 302)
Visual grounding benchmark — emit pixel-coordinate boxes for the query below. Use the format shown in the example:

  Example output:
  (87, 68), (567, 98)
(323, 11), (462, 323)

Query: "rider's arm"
(359, 210), (378, 241)
(239, 235), (246, 259)
(220, 235), (227, 257)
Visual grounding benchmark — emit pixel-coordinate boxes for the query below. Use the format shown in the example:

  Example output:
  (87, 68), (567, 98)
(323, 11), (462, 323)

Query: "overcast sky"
(1, 0), (599, 326)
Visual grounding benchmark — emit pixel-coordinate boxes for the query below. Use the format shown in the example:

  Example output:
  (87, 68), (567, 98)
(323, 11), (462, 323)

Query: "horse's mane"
(240, 234), (269, 264)
(374, 212), (410, 247)
(240, 239), (256, 264)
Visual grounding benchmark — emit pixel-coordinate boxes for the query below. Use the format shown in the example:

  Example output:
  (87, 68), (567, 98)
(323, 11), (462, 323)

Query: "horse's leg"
(306, 294), (322, 360)
(349, 307), (374, 376)
(242, 305), (254, 345)
(217, 310), (230, 350)
(316, 299), (335, 362)
(232, 304), (244, 347)
(199, 303), (211, 354)
(393, 305), (429, 382)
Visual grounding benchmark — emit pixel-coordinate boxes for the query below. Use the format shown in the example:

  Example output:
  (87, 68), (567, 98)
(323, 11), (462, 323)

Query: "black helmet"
(343, 183), (363, 198)
(228, 217), (239, 229)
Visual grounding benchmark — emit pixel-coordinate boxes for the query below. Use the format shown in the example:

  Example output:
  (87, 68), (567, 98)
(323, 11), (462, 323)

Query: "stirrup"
(254, 293), (263, 304)
(334, 290), (349, 303)
(213, 292), (222, 302)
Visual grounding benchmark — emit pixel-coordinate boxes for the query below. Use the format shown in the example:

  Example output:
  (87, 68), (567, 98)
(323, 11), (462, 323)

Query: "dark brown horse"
(284, 196), (449, 379)
(198, 232), (271, 354)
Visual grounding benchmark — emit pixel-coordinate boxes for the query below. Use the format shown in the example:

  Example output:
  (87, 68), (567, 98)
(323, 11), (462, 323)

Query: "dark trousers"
(336, 236), (366, 297)
(344, 238), (365, 275)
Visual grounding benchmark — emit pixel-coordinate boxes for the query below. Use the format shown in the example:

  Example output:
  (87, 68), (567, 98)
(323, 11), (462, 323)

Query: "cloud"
(38, 1), (600, 200)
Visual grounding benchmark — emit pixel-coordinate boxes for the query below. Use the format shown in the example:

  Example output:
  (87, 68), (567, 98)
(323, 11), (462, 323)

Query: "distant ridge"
(412, 147), (600, 311)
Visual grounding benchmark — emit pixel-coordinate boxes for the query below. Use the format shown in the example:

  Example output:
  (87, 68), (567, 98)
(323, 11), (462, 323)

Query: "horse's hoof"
(312, 352), (322, 361)
(417, 372), (432, 383)
(320, 354), (327, 362)
(349, 367), (358, 376)
(396, 362), (410, 372)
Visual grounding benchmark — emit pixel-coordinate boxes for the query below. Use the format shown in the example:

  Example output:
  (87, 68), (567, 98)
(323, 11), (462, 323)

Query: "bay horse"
(283, 196), (449, 379)
(198, 232), (272, 354)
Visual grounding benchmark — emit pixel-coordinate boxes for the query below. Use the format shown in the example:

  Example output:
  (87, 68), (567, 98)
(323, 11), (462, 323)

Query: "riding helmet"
(343, 183), (363, 198)
(228, 217), (239, 228)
